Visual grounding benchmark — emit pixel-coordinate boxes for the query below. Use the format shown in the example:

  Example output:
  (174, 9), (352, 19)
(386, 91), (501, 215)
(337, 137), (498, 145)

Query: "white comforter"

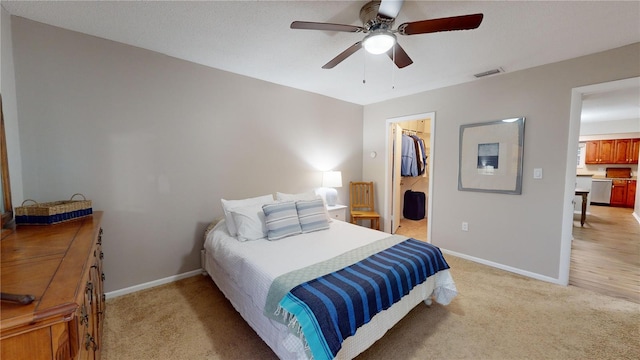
(204, 219), (457, 359)
(205, 219), (390, 316)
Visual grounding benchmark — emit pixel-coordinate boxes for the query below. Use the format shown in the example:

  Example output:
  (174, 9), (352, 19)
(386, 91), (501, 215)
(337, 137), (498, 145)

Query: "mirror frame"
(1, 94), (14, 227)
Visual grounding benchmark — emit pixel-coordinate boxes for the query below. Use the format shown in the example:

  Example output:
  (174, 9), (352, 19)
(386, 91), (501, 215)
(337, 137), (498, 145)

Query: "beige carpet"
(103, 255), (640, 360)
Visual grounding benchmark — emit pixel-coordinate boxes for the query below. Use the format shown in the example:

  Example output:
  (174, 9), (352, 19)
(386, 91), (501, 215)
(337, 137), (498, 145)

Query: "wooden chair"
(349, 181), (380, 230)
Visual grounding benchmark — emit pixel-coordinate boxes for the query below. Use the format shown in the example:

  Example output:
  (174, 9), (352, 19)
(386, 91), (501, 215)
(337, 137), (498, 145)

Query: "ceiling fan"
(291, 0), (483, 69)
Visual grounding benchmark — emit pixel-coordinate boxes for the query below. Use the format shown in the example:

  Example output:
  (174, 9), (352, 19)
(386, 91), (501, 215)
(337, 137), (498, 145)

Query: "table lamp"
(322, 171), (342, 206)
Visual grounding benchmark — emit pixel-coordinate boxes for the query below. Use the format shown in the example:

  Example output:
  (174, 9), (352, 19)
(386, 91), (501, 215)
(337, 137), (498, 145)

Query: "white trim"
(441, 249), (564, 285)
(104, 269), (203, 299)
(633, 211), (640, 225)
(561, 76), (640, 286)
(384, 112), (435, 242)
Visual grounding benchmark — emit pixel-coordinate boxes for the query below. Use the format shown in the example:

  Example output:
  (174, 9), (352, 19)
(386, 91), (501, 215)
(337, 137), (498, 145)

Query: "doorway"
(561, 77), (639, 297)
(384, 112), (435, 241)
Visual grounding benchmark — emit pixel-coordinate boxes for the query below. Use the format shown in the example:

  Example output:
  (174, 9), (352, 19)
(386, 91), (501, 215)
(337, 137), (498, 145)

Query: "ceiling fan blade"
(378, 0), (404, 19)
(398, 13), (484, 35)
(322, 42), (363, 69)
(291, 21), (365, 33)
(386, 43), (413, 68)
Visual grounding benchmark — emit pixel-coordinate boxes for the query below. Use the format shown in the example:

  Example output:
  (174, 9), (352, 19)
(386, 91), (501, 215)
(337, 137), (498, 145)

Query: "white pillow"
(221, 194), (274, 236)
(230, 204), (268, 241)
(276, 191), (317, 201)
(276, 191), (332, 222)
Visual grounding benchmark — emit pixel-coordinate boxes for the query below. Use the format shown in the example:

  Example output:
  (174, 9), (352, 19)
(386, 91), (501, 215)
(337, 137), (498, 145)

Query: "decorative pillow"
(296, 199), (330, 233)
(230, 204), (268, 241)
(277, 191), (332, 222)
(262, 201), (302, 240)
(221, 194), (274, 236)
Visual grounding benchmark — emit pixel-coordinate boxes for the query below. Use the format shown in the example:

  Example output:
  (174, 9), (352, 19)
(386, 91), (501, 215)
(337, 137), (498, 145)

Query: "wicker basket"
(15, 193), (93, 225)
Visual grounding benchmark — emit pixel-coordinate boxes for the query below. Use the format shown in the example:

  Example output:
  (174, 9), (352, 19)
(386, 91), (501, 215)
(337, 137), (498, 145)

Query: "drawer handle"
(86, 281), (94, 304)
(85, 334), (98, 351)
(80, 305), (89, 327)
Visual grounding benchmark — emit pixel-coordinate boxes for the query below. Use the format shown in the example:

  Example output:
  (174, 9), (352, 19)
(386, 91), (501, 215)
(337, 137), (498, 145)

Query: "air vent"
(474, 67), (504, 78)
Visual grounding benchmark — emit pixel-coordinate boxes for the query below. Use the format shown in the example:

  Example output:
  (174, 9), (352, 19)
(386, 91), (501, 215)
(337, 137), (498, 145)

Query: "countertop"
(577, 174), (636, 180)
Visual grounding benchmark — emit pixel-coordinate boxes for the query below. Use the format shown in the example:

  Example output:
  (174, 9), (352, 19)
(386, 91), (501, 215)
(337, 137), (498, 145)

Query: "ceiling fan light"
(363, 32), (396, 54)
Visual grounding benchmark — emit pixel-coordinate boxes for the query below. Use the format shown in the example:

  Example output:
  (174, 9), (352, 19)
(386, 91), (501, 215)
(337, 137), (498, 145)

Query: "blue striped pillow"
(296, 199), (330, 233)
(262, 201), (302, 240)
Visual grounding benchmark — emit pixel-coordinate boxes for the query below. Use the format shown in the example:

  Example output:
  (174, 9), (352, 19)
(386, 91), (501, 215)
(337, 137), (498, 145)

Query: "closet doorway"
(385, 112), (435, 242)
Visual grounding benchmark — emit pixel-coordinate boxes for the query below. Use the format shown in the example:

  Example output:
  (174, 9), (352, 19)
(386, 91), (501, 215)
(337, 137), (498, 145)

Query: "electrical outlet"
(461, 222), (469, 231)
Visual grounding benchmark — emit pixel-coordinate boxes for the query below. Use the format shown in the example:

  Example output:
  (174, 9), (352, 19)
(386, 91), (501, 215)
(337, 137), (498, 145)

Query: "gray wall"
(7, 16), (363, 292)
(362, 43), (640, 280)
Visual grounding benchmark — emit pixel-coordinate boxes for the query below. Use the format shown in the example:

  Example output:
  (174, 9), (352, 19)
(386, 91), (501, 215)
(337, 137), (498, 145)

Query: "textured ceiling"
(582, 86), (640, 124)
(2, 0), (640, 115)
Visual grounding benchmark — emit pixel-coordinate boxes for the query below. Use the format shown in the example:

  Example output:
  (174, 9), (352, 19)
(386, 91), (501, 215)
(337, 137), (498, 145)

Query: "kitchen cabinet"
(627, 180), (636, 208)
(586, 138), (639, 164)
(613, 138), (640, 164)
(627, 139), (639, 164)
(610, 179), (636, 208)
(585, 140), (615, 164)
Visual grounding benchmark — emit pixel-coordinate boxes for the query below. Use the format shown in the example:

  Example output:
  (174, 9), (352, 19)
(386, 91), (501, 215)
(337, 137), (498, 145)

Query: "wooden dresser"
(1, 212), (105, 360)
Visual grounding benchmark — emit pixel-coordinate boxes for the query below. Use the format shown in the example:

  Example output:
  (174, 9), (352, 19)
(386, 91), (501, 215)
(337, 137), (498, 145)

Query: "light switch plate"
(533, 168), (543, 179)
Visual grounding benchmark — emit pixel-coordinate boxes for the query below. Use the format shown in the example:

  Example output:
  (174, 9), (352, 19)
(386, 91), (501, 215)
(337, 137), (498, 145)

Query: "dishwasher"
(590, 179), (612, 205)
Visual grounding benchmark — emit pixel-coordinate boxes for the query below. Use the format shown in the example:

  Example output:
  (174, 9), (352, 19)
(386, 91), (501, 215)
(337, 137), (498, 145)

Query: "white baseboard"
(440, 248), (564, 286)
(633, 210), (640, 225)
(105, 269), (203, 299)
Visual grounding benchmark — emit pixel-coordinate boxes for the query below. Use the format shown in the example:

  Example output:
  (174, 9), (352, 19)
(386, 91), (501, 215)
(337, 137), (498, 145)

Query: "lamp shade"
(322, 171), (343, 188)
(363, 31), (396, 54)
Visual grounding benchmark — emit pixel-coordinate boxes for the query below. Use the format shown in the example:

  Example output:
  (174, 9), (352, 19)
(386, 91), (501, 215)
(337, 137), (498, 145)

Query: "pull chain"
(362, 51), (367, 84)
(391, 45), (395, 90)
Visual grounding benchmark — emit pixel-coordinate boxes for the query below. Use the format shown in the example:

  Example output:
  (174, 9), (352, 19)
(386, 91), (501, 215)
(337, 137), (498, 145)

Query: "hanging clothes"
(402, 132), (427, 176)
(410, 134), (427, 175)
(401, 134), (418, 176)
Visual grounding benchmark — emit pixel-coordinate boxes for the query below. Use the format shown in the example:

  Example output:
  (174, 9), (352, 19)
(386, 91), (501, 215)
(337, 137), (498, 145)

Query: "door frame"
(384, 111), (435, 240)
(560, 76), (639, 285)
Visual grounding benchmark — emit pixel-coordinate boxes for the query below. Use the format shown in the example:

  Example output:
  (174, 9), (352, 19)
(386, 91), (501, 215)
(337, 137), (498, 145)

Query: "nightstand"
(326, 204), (348, 221)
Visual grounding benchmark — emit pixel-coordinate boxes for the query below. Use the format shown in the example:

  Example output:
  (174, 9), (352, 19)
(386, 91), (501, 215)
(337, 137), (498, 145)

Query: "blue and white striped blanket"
(274, 238), (450, 360)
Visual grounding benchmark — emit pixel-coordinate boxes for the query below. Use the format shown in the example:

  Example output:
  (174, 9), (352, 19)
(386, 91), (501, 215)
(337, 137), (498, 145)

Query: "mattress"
(202, 218), (456, 359)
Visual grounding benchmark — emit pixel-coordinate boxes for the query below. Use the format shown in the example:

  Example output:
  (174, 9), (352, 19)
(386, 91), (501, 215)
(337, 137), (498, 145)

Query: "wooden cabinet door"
(0, 327), (53, 360)
(92, 229), (105, 360)
(614, 139), (631, 163)
(610, 180), (627, 206)
(585, 140), (600, 164)
(89, 260), (103, 360)
(626, 180), (636, 208)
(629, 139), (640, 164)
(599, 140), (615, 163)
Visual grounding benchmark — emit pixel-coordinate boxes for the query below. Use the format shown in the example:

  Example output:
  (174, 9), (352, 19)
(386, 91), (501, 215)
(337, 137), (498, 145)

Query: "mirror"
(1, 94), (14, 227)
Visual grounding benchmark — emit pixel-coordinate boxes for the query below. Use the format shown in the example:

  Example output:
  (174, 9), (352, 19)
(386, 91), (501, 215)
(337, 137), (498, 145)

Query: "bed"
(201, 193), (457, 359)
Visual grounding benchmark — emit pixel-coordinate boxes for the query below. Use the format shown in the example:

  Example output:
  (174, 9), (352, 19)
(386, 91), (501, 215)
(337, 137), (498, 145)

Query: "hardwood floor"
(396, 206), (640, 304)
(395, 218), (427, 241)
(570, 205), (640, 303)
